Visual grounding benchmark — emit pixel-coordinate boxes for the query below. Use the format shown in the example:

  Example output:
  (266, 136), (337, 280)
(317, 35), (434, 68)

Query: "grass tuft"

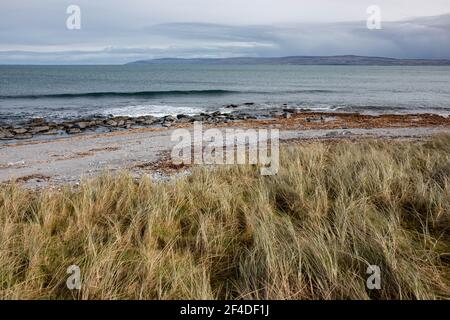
(1, 135), (449, 299)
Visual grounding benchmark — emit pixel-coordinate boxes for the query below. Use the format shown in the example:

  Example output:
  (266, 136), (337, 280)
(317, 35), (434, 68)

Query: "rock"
(12, 128), (28, 134)
(162, 122), (172, 128)
(243, 102), (255, 106)
(29, 118), (45, 125)
(30, 126), (50, 134)
(212, 111), (222, 116)
(283, 112), (291, 119)
(225, 104), (238, 109)
(143, 120), (155, 125)
(106, 120), (118, 127)
(191, 115), (204, 122)
(117, 120), (125, 126)
(163, 115), (177, 122)
(67, 128), (82, 134)
(74, 122), (89, 129)
(283, 108), (296, 113)
(42, 129), (60, 135)
(0, 128), (14, 139)
(177, 117), (192, 124)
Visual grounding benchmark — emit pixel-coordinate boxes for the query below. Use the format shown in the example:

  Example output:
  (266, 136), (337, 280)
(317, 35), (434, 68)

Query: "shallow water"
(1, 64), (450, 124)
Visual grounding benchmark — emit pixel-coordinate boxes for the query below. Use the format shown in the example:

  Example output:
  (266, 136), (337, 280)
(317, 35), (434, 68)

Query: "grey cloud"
(1, 14), (450, 64)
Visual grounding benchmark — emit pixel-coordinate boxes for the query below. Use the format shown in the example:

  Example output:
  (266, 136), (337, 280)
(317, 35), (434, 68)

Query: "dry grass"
(0, 135), (449, 300)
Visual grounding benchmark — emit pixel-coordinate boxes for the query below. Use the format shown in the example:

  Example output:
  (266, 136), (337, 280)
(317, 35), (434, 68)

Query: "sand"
(1, 113), (450, 188)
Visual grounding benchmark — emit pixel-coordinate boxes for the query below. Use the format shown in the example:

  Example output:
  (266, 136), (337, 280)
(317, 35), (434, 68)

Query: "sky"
(0, 0), (450, 64)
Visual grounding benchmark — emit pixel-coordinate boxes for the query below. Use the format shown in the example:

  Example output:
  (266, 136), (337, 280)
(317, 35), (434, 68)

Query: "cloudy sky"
(1, 0), (449, 64)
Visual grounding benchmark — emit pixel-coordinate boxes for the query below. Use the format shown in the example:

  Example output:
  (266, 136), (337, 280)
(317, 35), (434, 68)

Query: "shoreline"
(1, 111), (450, 189)
(1, 108), (449, 143)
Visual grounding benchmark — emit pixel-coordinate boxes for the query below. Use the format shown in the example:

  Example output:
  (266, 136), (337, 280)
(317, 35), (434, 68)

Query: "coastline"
(1, 110), (450, 188)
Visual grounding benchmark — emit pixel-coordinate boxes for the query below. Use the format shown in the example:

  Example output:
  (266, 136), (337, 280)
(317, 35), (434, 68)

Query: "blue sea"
(0, 65), (449, 124)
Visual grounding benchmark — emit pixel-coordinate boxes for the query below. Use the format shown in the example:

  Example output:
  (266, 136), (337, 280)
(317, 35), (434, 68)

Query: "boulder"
(12, 128), (28, 134)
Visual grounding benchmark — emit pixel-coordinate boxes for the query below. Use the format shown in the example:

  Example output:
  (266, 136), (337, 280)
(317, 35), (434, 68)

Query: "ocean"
(0, 64), (449, 124)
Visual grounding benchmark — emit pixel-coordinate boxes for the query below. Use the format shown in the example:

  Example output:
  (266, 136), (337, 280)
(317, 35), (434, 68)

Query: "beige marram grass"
(0, 135), (449, 299)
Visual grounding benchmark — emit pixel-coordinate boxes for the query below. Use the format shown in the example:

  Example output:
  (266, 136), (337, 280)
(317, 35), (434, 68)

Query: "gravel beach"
(1, 111), (449, 188)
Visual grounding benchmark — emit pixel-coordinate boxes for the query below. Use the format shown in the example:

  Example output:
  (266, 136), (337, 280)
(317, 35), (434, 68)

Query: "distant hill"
(128, 55), (450, 66)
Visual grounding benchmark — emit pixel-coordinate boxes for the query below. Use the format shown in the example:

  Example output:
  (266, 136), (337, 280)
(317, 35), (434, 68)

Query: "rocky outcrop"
(0, 105), (304, 141)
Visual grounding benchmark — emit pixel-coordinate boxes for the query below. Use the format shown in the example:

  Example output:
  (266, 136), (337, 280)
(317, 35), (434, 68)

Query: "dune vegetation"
(0, 135), (449, 300)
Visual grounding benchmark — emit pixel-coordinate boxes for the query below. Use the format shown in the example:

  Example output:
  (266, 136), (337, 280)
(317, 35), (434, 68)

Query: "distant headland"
(128, 55), (450, 66)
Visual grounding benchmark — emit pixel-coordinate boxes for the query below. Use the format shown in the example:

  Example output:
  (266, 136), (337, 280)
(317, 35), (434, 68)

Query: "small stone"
(74, 122), (89, 129)
(31, 126), (50, 133)
(13, 128), (28, 134)
(177, 117), (192, 123)
(106, 120), (118, 127)
(67, 128), (82, 134)
(42, 129), (59, 135)
(29, 118), (45, 125)
(177, 114), (190, 119)
(0, 129), (14, 139)
(191, 115), (204, 122)
(143, 120), (155, 125)
(163, 115), (177, 122)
